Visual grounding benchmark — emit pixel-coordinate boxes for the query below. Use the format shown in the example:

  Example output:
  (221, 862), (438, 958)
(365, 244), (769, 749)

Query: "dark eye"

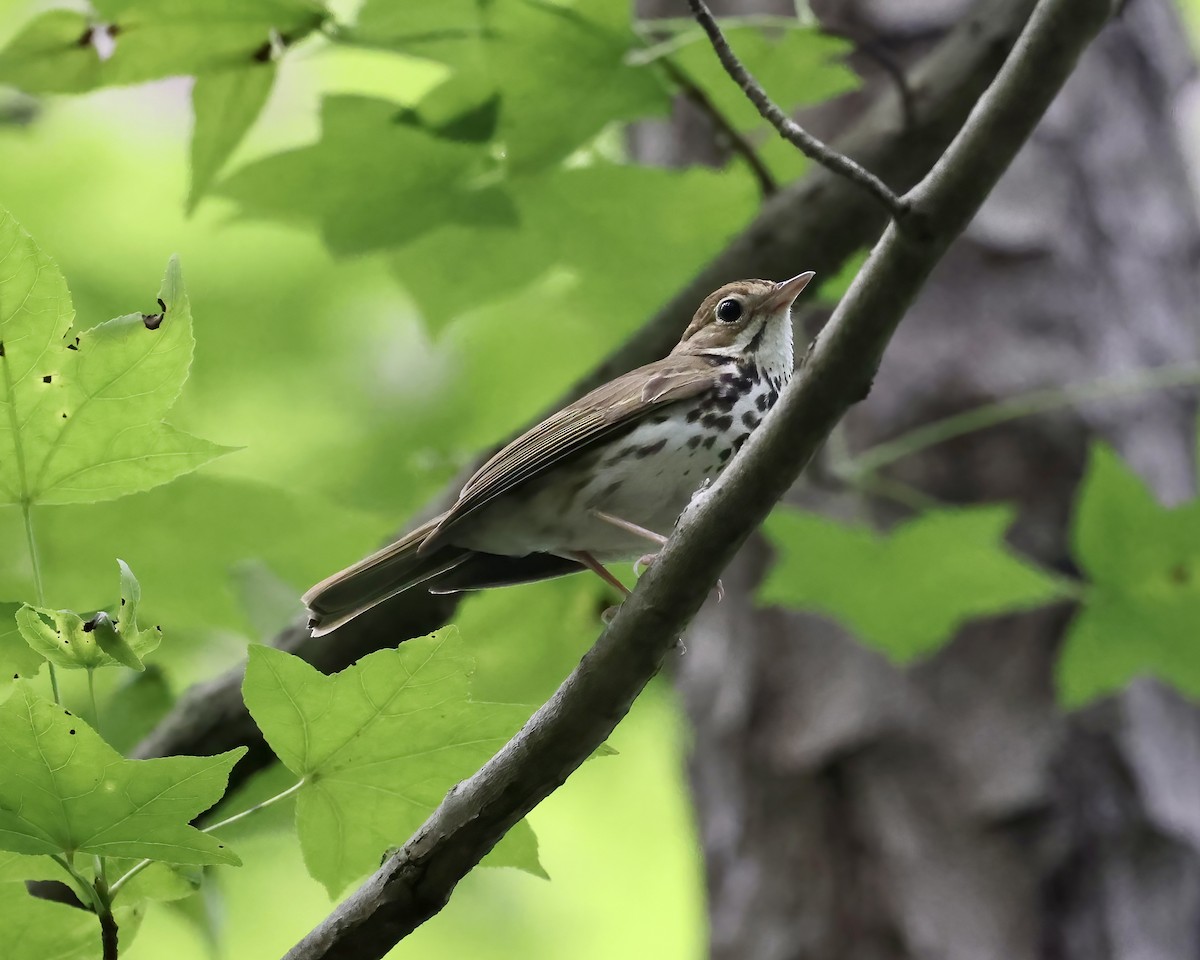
(716, 297), (743, 323)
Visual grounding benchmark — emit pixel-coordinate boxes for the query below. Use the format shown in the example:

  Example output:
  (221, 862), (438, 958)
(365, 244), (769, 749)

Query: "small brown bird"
(304, 273), (814, 636)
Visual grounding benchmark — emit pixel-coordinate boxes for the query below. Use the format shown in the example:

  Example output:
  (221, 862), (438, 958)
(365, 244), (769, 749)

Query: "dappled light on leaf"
(0, 685), (245, 863)
(243, 629), (543, 895)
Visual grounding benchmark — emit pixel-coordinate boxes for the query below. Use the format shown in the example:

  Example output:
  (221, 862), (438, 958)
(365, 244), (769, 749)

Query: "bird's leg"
(590, 509), (668, 547)
(570, 550), (631, 624)
(570, 550), (630, 597)
(590, 509), (723, 602)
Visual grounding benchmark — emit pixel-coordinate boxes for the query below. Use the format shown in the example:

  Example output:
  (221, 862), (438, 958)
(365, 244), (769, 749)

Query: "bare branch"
(659, 55), (778, 197)
(686, 0), (909, 221)
(281, 0), (1115, 956)
(135, 0), (1042, 800)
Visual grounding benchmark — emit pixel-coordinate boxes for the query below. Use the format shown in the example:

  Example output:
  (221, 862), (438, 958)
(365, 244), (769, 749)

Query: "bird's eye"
(716, 297), (743, 323)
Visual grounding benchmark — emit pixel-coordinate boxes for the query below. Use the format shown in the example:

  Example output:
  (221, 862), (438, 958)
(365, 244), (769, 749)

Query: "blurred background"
(2, 0), (1200, 957)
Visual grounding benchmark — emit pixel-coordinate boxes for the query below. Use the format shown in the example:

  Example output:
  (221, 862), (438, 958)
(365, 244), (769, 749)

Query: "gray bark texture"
(637, 0), (1200, 957)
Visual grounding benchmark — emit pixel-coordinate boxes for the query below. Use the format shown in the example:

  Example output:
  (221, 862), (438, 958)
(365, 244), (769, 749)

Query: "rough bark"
(650, 0), (1200, 957)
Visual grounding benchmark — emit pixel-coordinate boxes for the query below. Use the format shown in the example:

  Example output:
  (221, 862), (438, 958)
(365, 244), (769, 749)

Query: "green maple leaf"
(0, 603), (45, 694)
(15, 560), (160, 671)
(0, 882), (100, 960)
(0, 0), (326, 93)
(761, 505), (1065, 659)
(0, 208), (232, 506)
(218, 96), (512, 256)
(353, 0), (668, 171)
(243, 629), (543, 895)
(1059, 445), (1200, 704)
(188, 61), (278, 213)
(0, 685), (245, 864)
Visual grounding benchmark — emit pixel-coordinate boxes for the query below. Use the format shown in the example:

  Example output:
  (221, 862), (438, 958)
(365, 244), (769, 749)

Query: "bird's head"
(674, 273), (815, 370)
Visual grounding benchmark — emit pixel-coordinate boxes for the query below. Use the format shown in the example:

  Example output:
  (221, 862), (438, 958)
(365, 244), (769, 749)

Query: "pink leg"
(590, 509), (668, 547)
(570, 550), (631, 597)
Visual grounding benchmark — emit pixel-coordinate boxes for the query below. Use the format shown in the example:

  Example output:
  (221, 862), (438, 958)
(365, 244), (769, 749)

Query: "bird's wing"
(419, 353), (721, 553)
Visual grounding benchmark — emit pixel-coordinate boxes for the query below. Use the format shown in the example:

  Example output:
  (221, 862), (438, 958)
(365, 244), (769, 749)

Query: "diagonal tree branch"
(685, 0), (909, 221)
(134, 0), (1041, 792)
(280, 0), (1116, 956)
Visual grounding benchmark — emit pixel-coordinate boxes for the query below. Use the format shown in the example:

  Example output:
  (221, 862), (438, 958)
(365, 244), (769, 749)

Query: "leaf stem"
(20, 500), (59, 703)
(86, 668), (100, 731)
(51, 852), (118, 957)
(838, 364), (1200, 480)
(107, 776), (307, 898)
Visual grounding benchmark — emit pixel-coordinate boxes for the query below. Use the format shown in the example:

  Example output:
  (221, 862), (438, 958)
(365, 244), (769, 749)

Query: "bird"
(304, 272), (815, 636)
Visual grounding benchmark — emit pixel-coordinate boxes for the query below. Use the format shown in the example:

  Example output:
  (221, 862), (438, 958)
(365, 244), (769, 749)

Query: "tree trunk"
(638, 0), (1200, 956)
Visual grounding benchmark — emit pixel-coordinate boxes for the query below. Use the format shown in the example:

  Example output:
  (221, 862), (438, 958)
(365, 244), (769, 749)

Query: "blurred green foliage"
(1, 0), (1195, 956)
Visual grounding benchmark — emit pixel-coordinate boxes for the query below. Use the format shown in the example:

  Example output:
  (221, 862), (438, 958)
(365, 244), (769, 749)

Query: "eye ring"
(715, 297), (743, 323)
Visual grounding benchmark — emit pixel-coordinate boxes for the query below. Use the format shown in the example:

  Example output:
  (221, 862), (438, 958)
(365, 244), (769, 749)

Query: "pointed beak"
(764, 271), (815, 313)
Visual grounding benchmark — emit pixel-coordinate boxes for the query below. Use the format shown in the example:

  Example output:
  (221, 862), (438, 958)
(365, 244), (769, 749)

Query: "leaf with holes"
(0, 0), (326, 94)
(13, 559), (161, 671)
(0, 684), (245, 864)
(0, 207), (232, 506)
(243, 629), (544, 895)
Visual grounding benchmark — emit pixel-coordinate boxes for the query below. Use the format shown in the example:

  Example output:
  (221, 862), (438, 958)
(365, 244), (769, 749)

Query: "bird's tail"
(302, 519), (467, 637)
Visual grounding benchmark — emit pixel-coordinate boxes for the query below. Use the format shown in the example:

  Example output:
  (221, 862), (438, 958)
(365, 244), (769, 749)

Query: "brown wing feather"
(419, 354), (720, 553)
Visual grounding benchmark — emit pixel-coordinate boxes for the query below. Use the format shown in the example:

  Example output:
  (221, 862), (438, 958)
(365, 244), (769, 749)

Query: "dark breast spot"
(742, 411), (760, 429)
(686, 407), (702, 423)
(702, 435), (717, 449)
(731, 432), (749, 453)
(755, 392), (770, 412)
(701, 413), (733, 432)
(637, 438), (667, 458)
(687, 435), (703, 450)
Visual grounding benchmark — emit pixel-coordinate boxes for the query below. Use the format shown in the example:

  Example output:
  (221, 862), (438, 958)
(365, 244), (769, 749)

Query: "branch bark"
(134, 0), (1046, 795)
(280, 0), (1115, 956)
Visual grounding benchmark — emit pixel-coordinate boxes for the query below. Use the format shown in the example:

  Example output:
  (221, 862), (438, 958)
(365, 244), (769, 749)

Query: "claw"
(715, 578), (725, 603)
(634, 552), (659, 576)
(601, 604), (621, 624)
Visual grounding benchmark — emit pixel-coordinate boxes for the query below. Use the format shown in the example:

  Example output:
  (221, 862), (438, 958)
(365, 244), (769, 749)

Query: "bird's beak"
(764, 271), (815, 313)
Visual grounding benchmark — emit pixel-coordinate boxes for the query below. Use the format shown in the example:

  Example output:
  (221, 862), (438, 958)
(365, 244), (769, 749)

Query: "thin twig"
(281, 0), (1112, 956)
(839, 363), (1200, 480)
(659, 56), (778, 197)
(686, 0), (909, 221)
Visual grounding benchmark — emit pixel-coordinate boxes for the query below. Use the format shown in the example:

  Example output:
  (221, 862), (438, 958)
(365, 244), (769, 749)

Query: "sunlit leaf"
(217, 95), (513, 255)
(0, 882), (100, 960)
(0, 602), (45, 695)
(0, 850), (58, 884)
(0, 210), (232, 505)
(0, 685), (245, 863)
(243, 630), (543, 895)
(110, 860), (203, 906)
(0, 10), (103, 94)
(0, 475), (387, 638)
(14, 561), (160, 670)
(1059, 445), (1200, 704)
(0, 0), (326, 93)
(391, 162), (757, 332)
(354, 0), (668, 170)
(188, 62), (278, 214)
(760, 505), (1065, 659)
